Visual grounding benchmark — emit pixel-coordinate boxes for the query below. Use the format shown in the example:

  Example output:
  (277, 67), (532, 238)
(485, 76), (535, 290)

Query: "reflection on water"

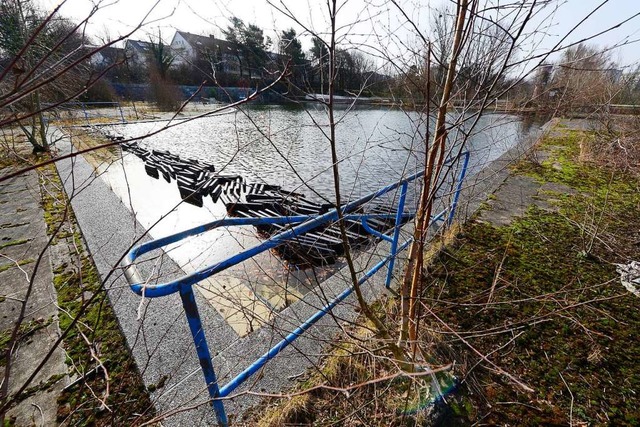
(110, 106), (535, 200)
(101, 105), (540, 335)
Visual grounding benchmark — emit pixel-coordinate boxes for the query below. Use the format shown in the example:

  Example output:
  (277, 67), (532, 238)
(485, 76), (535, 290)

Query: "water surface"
(100, 105), (540, 334)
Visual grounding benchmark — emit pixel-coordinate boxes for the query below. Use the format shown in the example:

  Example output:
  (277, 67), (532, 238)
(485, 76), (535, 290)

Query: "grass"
(423, 124), (640, 426)
(246, 298), (457, 427)
(247, 121), (640, 426)
(61, 128), (121, 173)
(1, 118), (153, 425)
(0, 136), (31, 170)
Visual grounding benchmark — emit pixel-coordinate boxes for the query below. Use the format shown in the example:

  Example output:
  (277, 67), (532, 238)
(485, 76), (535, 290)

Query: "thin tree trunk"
(326, 0), (409, 368)
(14, 0), (48, 153)
(399, 0), (470, 347)
(327, 0), (383, 335)
(34, 90), (49, 151)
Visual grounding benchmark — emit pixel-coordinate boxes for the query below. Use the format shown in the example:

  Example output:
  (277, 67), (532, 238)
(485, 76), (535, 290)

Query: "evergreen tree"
(223, 17), (270, 80)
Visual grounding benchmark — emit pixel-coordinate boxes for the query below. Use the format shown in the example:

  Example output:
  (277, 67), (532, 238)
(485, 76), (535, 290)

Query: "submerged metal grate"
(120, 141), (410, 266)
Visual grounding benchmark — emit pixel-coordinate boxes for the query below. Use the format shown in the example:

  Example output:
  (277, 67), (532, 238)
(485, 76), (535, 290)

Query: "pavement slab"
(0, 168), (68, 426)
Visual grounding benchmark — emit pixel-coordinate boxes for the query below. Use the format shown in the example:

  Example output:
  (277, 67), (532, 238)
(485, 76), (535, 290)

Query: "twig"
(138, 366), (452, 426)
(62, 361), (108, 392)
(486, 236), (510, 307)
(559, 371), (574, 426)
(495, 401), (543, 412)
(30, 402), (44, 427)
(0, 254), (30, 282)
(466, 331), (524, 377)
(77, 329), (111, 412)
(420, 301), (534, 393)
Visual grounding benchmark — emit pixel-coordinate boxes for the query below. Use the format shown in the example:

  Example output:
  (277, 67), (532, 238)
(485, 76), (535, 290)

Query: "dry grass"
(64, 128), (120, 172)
(246, 289), (458, 426)
(582, 115), (640, 175)
(0, 128), (41, 169)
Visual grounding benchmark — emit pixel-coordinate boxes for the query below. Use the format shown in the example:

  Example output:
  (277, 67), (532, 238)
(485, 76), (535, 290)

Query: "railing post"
(447, 151), (470, 225)
(179, 286), (228, 426)
(124, 158), (469, 421)
(117, 102), (126, 124)
(82, 102), (89, 126)
(385, 181), (408, 288)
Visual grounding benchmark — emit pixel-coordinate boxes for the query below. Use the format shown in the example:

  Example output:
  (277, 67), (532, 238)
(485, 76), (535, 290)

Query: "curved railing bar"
(122, 151), (470, 426)
(218, 238), (413, 398)
(360, 218), (394, 242)
(123, 168), (426, 298)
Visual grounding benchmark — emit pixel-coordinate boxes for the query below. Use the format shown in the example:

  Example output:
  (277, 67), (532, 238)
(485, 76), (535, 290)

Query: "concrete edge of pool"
(52, 119), (550, 425)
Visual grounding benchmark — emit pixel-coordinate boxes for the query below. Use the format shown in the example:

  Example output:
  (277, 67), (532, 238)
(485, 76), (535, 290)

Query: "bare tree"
(550, 43), (620, 114)
(2, 0), (640, 425)
(148, 30), (181, 111)
(0, 0), (90, 152)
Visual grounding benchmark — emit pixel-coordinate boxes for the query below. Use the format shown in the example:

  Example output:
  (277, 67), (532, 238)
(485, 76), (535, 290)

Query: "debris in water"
(119, 141), (410, 267)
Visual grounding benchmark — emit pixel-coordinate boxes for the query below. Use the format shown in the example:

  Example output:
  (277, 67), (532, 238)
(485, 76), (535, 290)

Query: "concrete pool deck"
(52, 118), (552, 425)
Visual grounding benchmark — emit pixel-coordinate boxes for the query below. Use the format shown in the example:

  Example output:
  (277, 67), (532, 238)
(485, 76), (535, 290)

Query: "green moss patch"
(425, 124), (640, 426)
(39, 163), (153, 426)
(0, 318), (53, 367)
(0, 258), (34, 273)
(0, 239), (31, 250)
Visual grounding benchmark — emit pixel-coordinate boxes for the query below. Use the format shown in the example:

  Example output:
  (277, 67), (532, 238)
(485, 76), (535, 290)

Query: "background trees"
(148, 31), (181, 111)
(527, 43), (628, 116)
(279, 28), (307, 89)
(549, 44), (619, 114)
(223, 17), (271, 80)
(0, 0), (88, 152)
(308, 36), (329, 92)
(2, 0), (640, 424)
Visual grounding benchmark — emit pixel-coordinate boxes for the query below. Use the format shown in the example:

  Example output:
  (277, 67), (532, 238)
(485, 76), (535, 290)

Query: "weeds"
(422, 122), (640, 426)
(38, 163), (153, 425)
(247, 121), (640, 426)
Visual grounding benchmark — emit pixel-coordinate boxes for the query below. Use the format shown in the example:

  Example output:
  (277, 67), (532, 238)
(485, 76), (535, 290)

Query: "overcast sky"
(43, 0), (640, 70)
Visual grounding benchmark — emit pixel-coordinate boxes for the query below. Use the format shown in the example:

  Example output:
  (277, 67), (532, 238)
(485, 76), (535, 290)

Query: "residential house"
(124, 39), (154, 66)
(170, 31), (242, 76)
(89, 45), (126, 68)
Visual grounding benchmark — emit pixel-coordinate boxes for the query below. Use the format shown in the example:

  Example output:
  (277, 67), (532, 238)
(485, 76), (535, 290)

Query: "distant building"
(169, 31), (242, 75)
(266, 51), (292, 76)
(89, 45), (126, 68)
(124, 39), (154, 65)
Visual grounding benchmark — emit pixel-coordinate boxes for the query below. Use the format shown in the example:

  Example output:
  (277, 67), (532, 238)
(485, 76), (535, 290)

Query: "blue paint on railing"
(360, 218), (394, 242)
(385, 181), (408, 288)
(123, 151), (470, 426)
(448, 150), (471, 224)
(218, 239), (413, 398)
(180, 286), (228, 426)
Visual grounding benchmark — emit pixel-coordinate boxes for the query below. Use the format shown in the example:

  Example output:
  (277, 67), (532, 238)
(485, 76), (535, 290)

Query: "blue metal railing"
(123, 151), (470, 426)
(46, 101), (126, 125)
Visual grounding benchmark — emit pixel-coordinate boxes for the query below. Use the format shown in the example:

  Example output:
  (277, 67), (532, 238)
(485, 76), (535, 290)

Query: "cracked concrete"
(0, 168), (68, 427)
(478, 147), (579, 227)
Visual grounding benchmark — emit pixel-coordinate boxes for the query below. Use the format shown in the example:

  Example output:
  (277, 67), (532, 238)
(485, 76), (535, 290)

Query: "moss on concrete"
(0, 258), (34, 273)
(0, 318), (53, 367)
(39, 163), (153, 426)
(0, 239), (30, 250)
(426, 124), (640, 426)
